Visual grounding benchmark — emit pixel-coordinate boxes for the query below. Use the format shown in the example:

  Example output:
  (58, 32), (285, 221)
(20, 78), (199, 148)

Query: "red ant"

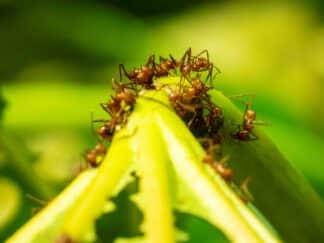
(230, 94), (266, 140)
(203, 153), (233, 183)
(119, 55), (155, 89)
(201, 139), (233, 183)
(179, 48), (220, 84)
(101, 78), (137, 118)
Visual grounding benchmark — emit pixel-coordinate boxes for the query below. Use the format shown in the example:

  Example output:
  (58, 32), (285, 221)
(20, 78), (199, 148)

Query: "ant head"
(216, 163), (233, 182)
(95, 143), (106, 154)
(169, 90), (180, 102)
(85, 149), (97, 166)
(97, 125), (113, 140)
(203, 154), (214, 164)
(185, 86), (196, 98)
(212, 106), (222, 117)
(245, 109), (256, 120)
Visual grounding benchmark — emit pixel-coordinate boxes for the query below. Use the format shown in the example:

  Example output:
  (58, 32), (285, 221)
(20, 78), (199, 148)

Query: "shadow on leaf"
(95, 176), (144, 243)
(175, 211), (230, 243)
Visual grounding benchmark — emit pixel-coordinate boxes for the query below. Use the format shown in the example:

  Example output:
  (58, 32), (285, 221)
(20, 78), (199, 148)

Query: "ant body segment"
(153, 56), (178, 77)
(85, 142), (107, 167)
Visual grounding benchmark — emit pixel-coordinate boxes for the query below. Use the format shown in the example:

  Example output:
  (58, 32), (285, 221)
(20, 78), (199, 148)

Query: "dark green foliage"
(175, 211), (230, 243)
(0, 90), (6, 122)
(95, 177), (144, 243)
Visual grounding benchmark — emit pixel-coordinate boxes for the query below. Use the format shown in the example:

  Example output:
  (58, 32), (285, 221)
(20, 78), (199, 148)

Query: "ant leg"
(228, 93), (256, 100)
(176, 101), (196, 113)
(194, 49), (209, 60)
(205, 64), (214, 86)
(187, 111), (197, 128)
(213, 65), (221, 75)
(228, 93), (256, 107)
(92, 119), (109, 123)
(240, 177), (254, 202)
(178, 75), (186, 93)
(253, 121), (270, 126)
(211, 65), (221, 83)
(119, 64), (131, 83)
(197, 137), (213, 148)
(169, 54), (178, 67)
(181, 48), (192, 63)
(26, 193), (48, 206)
(218, 155), (230, 165)
(111, 78), (119, 90)
(119, 64), (138, 90)
(90, 112), (98, 137)
(146, 54), (155, 67)
(159, 56), (167, 63)
(100, 103), (113, 117)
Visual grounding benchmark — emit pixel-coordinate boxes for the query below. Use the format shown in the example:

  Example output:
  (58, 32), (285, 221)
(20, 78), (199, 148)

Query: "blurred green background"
(1, 0), (324, 241)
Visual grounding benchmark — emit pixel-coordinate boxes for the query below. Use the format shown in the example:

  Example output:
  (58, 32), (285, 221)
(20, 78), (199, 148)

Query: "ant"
(201, 139), (233, 183)
(179, 48), (220, 84)
(112, 78), (137, 107)
(168, 84), (209, 136)
(230, 94), (266, 141)
(205, 104), (224, 134)
(101, 79), (137, 118)
(85, 142), (107, 167)
(119, 55), (155, 89)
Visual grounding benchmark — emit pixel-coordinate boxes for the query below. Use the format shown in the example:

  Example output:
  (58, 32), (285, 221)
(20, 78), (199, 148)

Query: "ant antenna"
(90, 112), (97, 137)
(240, 177), (254, 202)
(26, 193), (48, 206)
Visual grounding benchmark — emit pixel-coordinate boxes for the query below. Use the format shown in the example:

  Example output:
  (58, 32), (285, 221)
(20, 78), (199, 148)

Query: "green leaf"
(175, 211), (230, 243)
(0, 89), (6, 122)
(95, 179), (144, 243)
(8, 76), (323, 243)
(208, 89), (324, 243)
(0, 177), (21, 230)
(5, 170), (97, 243)
(57, 88), (280, 243)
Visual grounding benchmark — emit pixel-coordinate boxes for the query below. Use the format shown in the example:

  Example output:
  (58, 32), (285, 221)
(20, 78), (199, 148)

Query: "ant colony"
(84, 48), (263, 203)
